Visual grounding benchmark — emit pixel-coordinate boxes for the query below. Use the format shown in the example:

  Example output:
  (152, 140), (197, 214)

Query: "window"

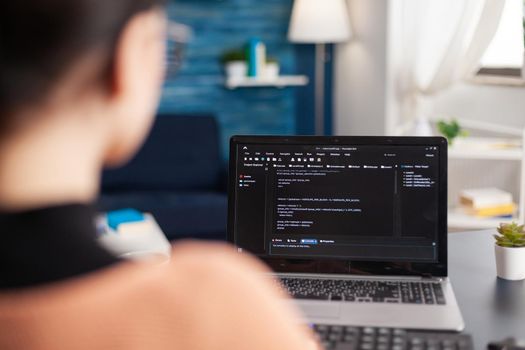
(478, 0), (523, 77)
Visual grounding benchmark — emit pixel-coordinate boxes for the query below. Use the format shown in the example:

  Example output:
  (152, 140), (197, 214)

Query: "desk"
(449, 230), (525, 349)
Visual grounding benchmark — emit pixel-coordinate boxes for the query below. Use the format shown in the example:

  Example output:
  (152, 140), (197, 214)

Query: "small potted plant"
(220, 49), (247, 79)
(264, 57), (280, 79)
(436, 119), (468, 146)
(494, 222), (525, 280)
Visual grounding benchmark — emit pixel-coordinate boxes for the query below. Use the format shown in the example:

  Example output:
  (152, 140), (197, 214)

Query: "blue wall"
(161, 0), (302, 156)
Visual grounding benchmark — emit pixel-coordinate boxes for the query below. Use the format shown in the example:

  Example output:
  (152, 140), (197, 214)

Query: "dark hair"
(0, 0), (165, 121)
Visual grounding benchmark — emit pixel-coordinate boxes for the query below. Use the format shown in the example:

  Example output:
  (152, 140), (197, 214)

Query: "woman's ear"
(103, 9), (166, 167)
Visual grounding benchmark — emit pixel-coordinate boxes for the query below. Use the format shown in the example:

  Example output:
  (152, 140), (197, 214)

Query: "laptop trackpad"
(298, 302), (340, 319)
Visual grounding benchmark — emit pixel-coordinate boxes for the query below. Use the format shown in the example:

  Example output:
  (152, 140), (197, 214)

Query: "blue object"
(107, 209), (145, 231)
(100, 192), (227, 240)
(247, 37), (260, 77)
(99, 114), (227, 241)
(301, 239), (318, 245)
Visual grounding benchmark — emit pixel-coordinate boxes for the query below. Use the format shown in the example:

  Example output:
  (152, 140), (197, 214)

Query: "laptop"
(228, 136), (465, 331)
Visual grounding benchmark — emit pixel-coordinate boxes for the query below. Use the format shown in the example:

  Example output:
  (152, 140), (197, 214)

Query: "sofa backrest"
(102, 114), (221, 192)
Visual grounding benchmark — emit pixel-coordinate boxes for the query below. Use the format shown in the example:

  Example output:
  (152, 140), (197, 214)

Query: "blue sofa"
(98, 114), (227, 241)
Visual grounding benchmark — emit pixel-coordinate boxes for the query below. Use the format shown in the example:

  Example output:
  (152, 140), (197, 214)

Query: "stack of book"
(459, 188), (516, 218)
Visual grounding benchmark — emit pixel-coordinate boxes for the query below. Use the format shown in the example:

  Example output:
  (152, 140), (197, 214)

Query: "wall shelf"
(448, 210), (517, 230)
(225, 75), (309, 89)
(444, 121), (525, 230)
(448, 137), (523, 160)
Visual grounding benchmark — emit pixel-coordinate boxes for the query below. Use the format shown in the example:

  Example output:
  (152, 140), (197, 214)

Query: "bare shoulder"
(0, 242), (317, 350)
(152, 241), (317, 350)
(157, 241), (283, 306)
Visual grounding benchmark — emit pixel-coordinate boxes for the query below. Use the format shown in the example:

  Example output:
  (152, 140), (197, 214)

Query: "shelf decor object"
(265, 58), (280, 79)
(221, 46), (308, 89)
(220, 48), (248, 79)
(288, 0), (352, 135)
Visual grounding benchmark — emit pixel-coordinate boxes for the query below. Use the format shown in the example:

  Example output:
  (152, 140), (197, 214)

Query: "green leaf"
(495, 221), (525, 247)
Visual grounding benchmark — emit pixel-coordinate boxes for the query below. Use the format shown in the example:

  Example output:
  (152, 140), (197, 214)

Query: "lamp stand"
(314, 43), (326, 136)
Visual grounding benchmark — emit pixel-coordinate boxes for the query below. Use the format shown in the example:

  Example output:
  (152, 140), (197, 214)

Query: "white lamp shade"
(288, 0), (352, 44)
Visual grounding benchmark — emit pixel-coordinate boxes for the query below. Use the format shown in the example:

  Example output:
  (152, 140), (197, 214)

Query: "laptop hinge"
(421, 273), (442, 282)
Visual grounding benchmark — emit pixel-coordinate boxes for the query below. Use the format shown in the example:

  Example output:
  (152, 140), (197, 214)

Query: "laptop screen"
(228, 136), (448, 276)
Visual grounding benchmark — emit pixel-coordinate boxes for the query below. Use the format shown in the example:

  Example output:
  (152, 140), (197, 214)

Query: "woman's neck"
(0, 106), (108, 211)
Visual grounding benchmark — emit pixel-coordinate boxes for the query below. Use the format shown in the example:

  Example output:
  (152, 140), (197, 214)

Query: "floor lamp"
(288, 0), (352, 135)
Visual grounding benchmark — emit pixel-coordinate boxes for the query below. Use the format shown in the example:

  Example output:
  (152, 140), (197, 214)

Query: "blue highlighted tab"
(301, 239), (318, 244)
(107, 208), (145, 231)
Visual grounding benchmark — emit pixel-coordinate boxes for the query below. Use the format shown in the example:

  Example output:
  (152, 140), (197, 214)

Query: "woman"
(0, 1), (314, 349)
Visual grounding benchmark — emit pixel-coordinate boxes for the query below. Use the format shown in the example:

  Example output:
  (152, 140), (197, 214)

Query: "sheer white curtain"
(393, 0), (506, 135)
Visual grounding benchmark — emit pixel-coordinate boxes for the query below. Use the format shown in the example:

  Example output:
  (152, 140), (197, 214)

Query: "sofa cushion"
(98, 191), (227, 240)
(102, 114), (221, 192)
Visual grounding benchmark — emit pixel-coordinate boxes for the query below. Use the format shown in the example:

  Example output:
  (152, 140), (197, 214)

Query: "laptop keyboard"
(280, 278), (446, 305)
(312, 324), (473, 350)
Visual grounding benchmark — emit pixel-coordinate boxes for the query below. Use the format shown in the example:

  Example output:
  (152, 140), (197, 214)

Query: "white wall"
(432, 83), (525, 129)
(334, 0), (388, 136)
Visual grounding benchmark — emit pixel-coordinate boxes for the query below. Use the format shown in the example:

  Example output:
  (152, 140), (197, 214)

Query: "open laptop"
(228, 136), (465, 331)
